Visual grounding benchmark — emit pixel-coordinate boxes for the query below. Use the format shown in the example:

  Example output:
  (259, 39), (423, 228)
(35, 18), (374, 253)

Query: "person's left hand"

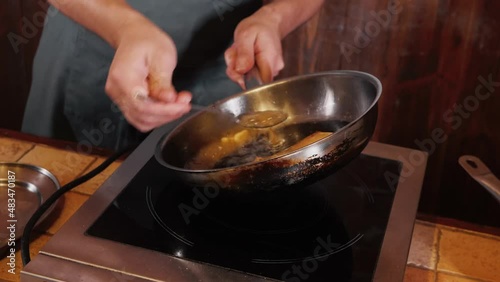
(224, 8), (285, 89)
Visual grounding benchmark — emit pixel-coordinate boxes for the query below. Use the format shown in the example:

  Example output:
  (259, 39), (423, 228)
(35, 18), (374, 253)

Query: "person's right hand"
(105, 17), (192, 133)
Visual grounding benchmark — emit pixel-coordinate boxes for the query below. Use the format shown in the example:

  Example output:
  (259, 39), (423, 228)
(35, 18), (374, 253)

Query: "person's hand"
(105, 17), (192, 132)
(225, 8), (285, 89)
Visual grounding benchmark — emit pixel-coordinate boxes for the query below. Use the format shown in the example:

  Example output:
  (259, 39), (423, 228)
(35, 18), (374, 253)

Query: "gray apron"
(22, 0), (262, 151)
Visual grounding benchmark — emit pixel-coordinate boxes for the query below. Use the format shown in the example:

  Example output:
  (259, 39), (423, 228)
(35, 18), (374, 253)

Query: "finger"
(113, 100), (156, 133)
(224, 46), (245, 89)
(128, 110), (185, 132)
(147, 71), (176, 103)
(254, 34), (284, 83)
(147, 45), (178, 103)
(226, 68), (246, 90)
(123, 112), (156, 133)
(135, 98), (191, 118)
(124, 100), (191, 132)
(224, 45), (237, 70)
(176, 90), (193, 104)
(142, 107), (189, 124)
(255, 55), (273, 84)
(233, 32), (257, 74)
(109, 95), (151, 132)
(105, 53), (149, 104)
(116, 88), (190, 130)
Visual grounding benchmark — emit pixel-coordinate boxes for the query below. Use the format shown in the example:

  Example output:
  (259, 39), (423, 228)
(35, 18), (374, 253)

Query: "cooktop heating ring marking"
(146, 186), (194, 247)
(250, 233), (363, 264)
(344, 168), (374, 203)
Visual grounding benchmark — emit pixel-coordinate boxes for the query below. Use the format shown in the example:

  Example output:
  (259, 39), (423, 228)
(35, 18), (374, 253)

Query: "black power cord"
(21, 145), (134, 266)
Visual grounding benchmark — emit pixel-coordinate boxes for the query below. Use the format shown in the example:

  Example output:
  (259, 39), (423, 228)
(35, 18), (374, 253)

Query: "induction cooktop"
(21, 119), (427, 282)
(86, 153), (400, 281)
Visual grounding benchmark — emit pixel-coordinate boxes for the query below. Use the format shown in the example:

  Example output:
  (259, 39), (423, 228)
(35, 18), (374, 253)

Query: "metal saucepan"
(155, 70), (382, 192)
(459, 155), (500, 203)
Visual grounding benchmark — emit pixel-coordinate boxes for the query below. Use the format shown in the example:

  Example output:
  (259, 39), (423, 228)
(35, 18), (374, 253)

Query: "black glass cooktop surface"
(86, 154), (401, 282)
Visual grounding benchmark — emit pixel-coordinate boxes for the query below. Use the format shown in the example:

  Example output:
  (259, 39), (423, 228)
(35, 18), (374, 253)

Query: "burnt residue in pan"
(186, 120), (350, 171)
(219, 137), (358, 191)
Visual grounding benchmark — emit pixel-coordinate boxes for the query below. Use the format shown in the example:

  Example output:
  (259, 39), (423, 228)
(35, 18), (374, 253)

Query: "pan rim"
(155, 70), (382, 173)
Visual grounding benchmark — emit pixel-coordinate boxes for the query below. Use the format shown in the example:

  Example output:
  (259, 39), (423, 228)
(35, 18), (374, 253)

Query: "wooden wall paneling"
(0, 0), (48, 130)
(0, 0), (26, 129)
(375, 0), (408, 143)
(387, 0), (447, 215)
(337, 0), (379, 72)
(311, 0), (347, 72)
(408, 0), (448, 214)
(279, 0), (348, 77)
(432, 0), (480, 222)
(394, 0), (441, 82)
(432, 0), (500, 227)
(278, 0), (500, 228)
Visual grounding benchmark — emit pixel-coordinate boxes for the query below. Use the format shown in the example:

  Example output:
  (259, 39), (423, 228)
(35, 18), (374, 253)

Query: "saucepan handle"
(458, 155), (500, 203)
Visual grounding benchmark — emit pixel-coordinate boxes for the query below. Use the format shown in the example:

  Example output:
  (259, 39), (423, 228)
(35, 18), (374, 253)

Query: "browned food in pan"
(186, 129), (332, 170)
(185, 129), (286, 170)
(255, 131), (332, 161)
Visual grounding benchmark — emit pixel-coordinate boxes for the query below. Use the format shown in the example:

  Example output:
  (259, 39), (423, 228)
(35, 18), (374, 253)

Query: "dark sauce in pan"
(214, 134), (286, 168)
(188, 120), (351, 169)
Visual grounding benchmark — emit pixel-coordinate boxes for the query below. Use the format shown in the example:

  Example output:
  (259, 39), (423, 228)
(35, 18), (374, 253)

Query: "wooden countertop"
(0, 131), (498, 282)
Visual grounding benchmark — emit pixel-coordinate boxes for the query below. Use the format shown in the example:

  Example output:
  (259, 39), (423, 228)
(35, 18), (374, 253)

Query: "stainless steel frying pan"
(155, 70), (382, 192)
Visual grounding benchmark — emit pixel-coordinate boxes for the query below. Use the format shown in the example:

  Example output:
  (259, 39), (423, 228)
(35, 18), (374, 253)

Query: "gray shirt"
(22, 0), (262, 150)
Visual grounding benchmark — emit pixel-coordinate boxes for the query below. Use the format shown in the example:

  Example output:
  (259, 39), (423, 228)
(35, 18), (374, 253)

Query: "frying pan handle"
(459, 155), (500, 203)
